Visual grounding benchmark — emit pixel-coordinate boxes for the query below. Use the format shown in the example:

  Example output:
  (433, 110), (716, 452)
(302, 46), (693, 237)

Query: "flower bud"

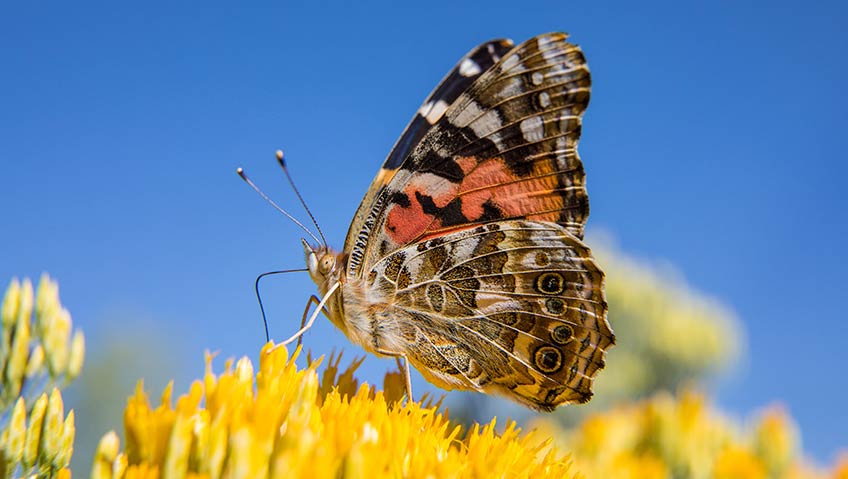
(41, 388), (65, 465)
(4, 397), (27, 464)
(22, 393), (48, 469)
(67, 330), (85, 380)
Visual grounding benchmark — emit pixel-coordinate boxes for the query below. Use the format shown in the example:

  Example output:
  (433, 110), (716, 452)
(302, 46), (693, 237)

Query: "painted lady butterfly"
(298, 32), (614, 411)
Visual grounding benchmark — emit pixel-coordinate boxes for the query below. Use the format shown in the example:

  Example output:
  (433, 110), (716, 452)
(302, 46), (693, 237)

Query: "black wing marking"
(382, 39), (514, 170)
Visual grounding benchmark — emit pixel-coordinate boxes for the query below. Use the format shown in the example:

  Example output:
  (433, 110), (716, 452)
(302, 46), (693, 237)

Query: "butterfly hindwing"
(363, 220), (611, 410)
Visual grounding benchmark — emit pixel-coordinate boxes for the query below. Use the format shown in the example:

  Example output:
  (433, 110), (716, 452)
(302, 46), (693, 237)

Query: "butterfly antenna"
(276, 150), (328, 248)
(254, 268), (308, 342)
(237, 167), (323, 245)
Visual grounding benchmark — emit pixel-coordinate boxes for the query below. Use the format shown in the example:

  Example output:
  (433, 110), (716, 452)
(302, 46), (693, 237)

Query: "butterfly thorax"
(303, 240), (408, 357)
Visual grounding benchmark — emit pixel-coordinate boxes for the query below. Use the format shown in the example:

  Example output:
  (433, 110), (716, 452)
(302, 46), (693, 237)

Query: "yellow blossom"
(101, 343), (578, 479)
(66, 330), (85, 380)
(22, 393), (48, 470)
(6, 310), (31, 400)
(1, 276), (85, 410)
(4, 398), (27, 465)
(42, 388), (66, 466)
(24, 344), (45, 379)
(533, 389), (846, 479)
(0, 389), (74, 479)
(91, 432), (121, 479)
(713, 447), (767, 479)
(753, 405), (798, 476)
(1, 276), (79, 479)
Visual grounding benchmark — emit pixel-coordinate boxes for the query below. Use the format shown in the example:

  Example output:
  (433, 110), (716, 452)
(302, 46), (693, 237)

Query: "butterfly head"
(302, 239), (343, 287)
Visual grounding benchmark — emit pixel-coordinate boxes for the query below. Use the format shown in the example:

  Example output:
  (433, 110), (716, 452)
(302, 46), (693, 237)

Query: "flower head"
(532, 389), (844, 479)
(1, 275), (85, 410)
(1, 276), (80, 479)
(94, 343), (578, 478)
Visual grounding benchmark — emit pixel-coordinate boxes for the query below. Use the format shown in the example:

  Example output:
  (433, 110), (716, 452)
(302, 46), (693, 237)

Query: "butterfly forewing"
(345, 33), (593, 279)
(382, 39), (515, 171)
(344, 39), (515, 277)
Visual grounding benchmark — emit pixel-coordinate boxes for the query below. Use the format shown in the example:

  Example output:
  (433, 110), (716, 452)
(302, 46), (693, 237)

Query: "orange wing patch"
(455, 156), (564, 223)
(383, 156), (566, 246)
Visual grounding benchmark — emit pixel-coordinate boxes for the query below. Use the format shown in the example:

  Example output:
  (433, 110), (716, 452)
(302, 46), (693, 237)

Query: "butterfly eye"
(319, 255), (335, 275)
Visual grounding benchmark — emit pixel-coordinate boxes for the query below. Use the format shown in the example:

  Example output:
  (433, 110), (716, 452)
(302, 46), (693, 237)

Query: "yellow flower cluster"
(0, 276), (80, 479)
(532, 390), (848, 479)
(0, 390), (75, 479)
(92, 344), (577, 479)
(1, 275), (85, 409)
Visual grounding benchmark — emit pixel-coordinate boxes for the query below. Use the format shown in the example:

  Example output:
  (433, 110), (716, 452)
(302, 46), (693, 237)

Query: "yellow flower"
(94, 343), (578, 479)
(713, 447), (767, 479)
(1, 276), (79, 479)
(0, 389), (75, 479)
(533, 389), (846, 479)
(752, 405), (798, 476)
(1, 275), (85, 410)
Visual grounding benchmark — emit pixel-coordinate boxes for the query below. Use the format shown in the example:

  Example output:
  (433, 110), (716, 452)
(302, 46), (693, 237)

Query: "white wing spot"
(542, 43), (565, 62)
(452, 98), (483, 127)
(459, 58), (482, 77)
(538, 91), (551, 108)
(469, 109), (503, 139)
(419, 101), (435, 118)
(520, 116), (545, 142)
(419, 100), (449, 124)
(555, 136), (571, 169)
(502, 54), (520, 71)
(488, 131), (506, 151)
(487, 43), (503, 61)
(531, 71), (544, 85)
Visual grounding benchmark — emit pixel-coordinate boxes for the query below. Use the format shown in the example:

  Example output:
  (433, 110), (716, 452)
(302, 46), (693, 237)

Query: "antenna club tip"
(275, 150), (285, 165)
(236, 167), (244, 174)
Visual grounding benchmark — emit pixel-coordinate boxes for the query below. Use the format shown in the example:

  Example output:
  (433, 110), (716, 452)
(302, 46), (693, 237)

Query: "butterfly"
(296, 32), (614, 411)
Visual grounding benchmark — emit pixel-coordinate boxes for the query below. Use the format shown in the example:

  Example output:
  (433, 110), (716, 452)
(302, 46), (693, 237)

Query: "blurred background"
(1, 0), (845, 474)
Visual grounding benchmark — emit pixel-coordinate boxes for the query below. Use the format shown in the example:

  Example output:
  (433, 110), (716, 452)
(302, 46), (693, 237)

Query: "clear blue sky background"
(2, 0), (846, 463)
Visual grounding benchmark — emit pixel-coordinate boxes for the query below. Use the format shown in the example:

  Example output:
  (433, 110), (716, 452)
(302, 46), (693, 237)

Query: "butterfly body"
(303, 33), (614, 411)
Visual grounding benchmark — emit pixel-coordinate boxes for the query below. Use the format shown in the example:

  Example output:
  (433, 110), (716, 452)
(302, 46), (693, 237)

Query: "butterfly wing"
(338, 33), (610, 409)
(364, 220), (612, 410)
(345, 33), (592, 279)
(383, 39), (515, 171)
(345, 39), (514, 272)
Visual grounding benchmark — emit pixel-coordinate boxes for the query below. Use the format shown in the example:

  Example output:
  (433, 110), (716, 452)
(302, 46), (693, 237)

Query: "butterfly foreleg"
(275, 281), (341, 348)
(296, 294), (331, 348)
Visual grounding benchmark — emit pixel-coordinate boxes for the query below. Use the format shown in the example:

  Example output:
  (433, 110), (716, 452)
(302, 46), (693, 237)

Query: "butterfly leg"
(296, 295), (330, 348)
(399, 355), (412, 404)
(274, 281), (340, 349)
(376, 349), (413, 404)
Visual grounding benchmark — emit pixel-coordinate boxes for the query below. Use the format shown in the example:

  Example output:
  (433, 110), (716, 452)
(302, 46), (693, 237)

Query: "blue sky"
(2, 1), (846, 462)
